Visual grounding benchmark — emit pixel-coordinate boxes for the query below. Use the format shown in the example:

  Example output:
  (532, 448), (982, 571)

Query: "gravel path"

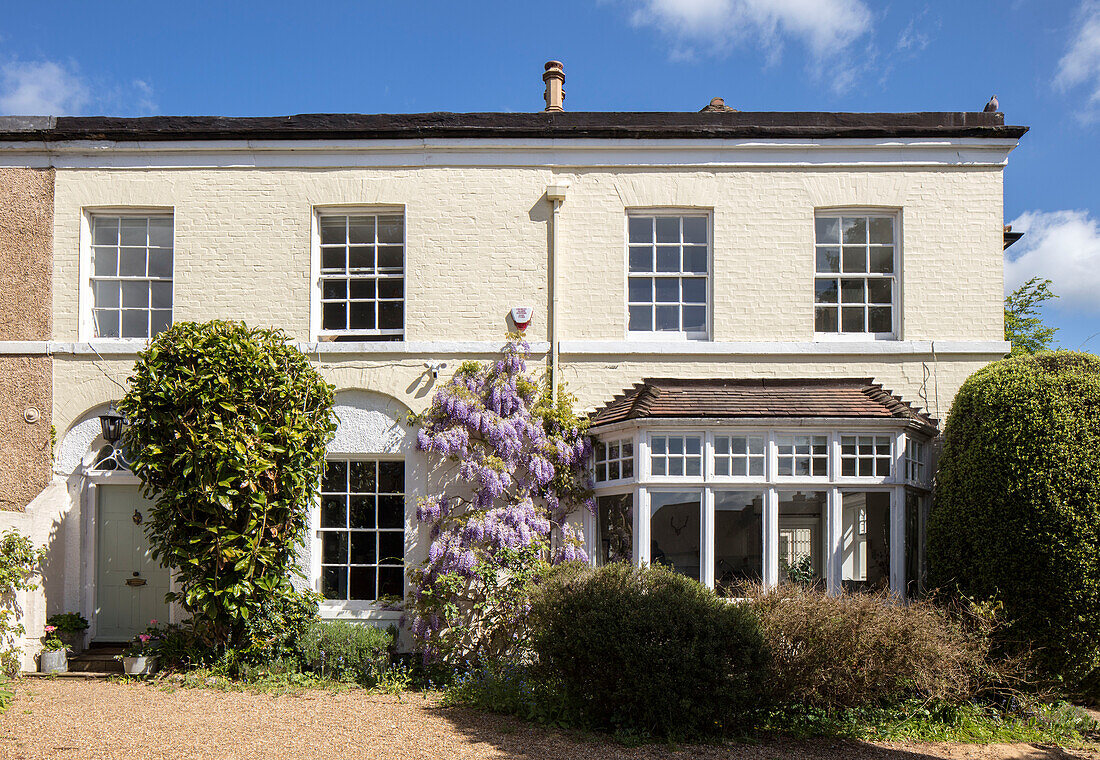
(0, 680), (1096, 760)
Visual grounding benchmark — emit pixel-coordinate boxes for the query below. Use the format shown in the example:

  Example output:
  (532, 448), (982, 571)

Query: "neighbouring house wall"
(0, 167), (53, 512)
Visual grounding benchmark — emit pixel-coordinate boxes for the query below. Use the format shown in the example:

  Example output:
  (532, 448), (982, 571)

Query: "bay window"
(650, 491), (702, 581)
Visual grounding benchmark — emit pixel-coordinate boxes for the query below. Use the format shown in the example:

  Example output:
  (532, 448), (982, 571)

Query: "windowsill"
(319, 600), (403, 620)
(812, 333), (897, 341)
(626, 332), (710, 342)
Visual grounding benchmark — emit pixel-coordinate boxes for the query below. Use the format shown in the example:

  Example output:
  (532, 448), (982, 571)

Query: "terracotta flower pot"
(39, 648), (68, 674)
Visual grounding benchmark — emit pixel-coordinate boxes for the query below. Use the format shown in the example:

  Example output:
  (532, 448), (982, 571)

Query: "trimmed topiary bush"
(928, 351), (1100, 688)
(527, 562), (771, 739)
(118, 320), (337, 649)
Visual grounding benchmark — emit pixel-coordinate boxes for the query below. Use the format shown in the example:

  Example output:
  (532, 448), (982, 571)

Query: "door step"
(23, 670), (117, 679)
(68, 647), (125, 674)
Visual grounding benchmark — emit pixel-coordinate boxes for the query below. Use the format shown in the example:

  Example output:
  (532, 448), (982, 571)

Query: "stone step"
(23, 670), (116, 679)
(68, 648), (124, 674)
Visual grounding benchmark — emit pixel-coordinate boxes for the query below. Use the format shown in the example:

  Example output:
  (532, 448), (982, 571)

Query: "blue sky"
(3, 0), (1100, 349)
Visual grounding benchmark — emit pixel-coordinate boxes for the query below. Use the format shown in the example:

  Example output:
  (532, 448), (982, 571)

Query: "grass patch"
(122, 661), (414, 699)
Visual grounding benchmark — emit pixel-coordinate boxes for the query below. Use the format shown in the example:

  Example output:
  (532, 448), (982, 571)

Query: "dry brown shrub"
(743, 585), (1006, 709)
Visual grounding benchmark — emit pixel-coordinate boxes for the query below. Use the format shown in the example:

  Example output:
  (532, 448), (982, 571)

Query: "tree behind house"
(1004, 276), (1058, 354)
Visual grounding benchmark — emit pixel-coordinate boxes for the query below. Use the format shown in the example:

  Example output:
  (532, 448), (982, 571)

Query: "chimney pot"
(543, 61), (565, 112)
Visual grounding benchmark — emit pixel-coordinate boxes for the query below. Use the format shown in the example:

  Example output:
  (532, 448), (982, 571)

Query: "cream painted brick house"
(0, 71), (1028, 668)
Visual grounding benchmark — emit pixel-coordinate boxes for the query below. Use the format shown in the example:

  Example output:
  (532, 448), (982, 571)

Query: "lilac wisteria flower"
(405, 335), (593, 668)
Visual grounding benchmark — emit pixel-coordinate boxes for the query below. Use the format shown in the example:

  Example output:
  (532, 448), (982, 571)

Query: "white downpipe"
(550, 197), (561, 400)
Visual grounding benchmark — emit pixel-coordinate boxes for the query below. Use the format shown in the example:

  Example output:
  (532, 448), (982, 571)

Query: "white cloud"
(1055, 1), (1100, 112)
(1005, 209), (1100, 313)
(626, 0), (873, 85)
(0, 60), (89, 115)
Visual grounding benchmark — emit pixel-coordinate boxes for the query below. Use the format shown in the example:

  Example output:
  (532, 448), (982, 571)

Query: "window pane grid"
(649, 435), (703, 477)
(712, 435), (765, 477)
(905, 437), (927, 484)
(840, 435), (893, 477)
(319, 213), (405, 339)
(90, 215), (173, 339)
(776, 435), (829, 477)
(814, 214), (895, 335)
(595, 438), (635, 482)
(627, 214), (709, 336)
(319, 458), (405, 602)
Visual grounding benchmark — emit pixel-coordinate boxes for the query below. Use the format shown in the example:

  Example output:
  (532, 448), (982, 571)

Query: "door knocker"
(132, 509), (143, 525)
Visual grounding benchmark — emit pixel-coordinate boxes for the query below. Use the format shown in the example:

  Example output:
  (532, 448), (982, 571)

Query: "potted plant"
(39, 625), (68, 673)
(119, 620), (163, 676)
(46, 613), (89, 655)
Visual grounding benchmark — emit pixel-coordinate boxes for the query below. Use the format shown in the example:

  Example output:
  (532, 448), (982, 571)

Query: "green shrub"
(745, 585), (996, 709)
(299, 621), (394, 685)
(118, 321), (337, 648)
(527, 562), (771, 739)
(243, 588), (320, 663)
(928, 351), (1100, 688)
(0, 529), (46, 677)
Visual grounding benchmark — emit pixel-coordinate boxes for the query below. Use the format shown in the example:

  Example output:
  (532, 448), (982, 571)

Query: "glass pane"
(682, 278), (707, 303)
(323, 461), (347, 492)
(322, 531), (348, 565)
(628, 305), (652, 332)
(378, 495), (403, 529)
(815, 217), (840, 245)
(815, 306), (838, 332)
(650, 491), (701, 581)
(322, 567), (347, 600)
(323, 279), (346, 300)
(378, 278), (402, 300)
(841, 491), (891, 592)
(350, 495), (375, 529)
(655, 217), (680, 243)
(682, 216), (707, 244)
(778, 491), (827, 586)
(321, 248), (345, 270)
(350, 532), (377, 565)
(842, 247), (866, 273)
(868, 278), (892, 304)
(119, 248), (146, 277)
(655, 246), (679, 272)
(94, 309), (119, 338)
(378, 567), (404, 599)
(842, 306), (866, 333)
(715, 491), (764, 594)
(348, 246), (374, 270)
(869, 247), (894, 274)
(379, 461), (404, 493)
(320, 218), (346, 245)
(597, 493), (633, 565)
(148, 218), (173, 247)
(93, 247), (118, 277)
(121, 281), (148, 308)
(94, 281), (120, 308)
(842, 217), (867, 244)
(120, 218), (147, 246)
(682, 306), (706, 332)
(378, 531), (404, 565)
(349, 302), (376, 330)
(841, 279), (865, 303)
(683, 245), (707, 273)
(377, 215), (403, 244)
(148, 249), (172, 278)
(379, 301), (403, 330)
(815, 278), (838, 304)
(349, 279), (375, 300)
(869, 306), (892, 333)
(628, 277), (652, 303)
(655, 278), (678, 303)
(651, 436), (667, 454)
(655, 305), (679, 331)
(348, 216), (375, 244)
(628, 246), (652, 272)
(93, 218), (119, 245)
(321, 496), (345, 529)
(378, 245), (403, 269)
(120, 309), (147, 338)
(869, 217), (894, 244)
(628, 216), (652, 244)
(350, 461), (377, 493)
(349, 567), (376, 601)
(149, 310), (171, 336)
(322, 302), (346, 331)
(816, 247), (840, 273)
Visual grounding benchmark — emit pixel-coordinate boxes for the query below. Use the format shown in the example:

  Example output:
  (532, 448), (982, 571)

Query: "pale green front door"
(95, 485), (170, 642)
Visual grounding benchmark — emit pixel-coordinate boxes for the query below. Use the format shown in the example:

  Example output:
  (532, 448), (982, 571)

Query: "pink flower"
(138, 634), (151, 643)
(149, 619), (158, 625)
(44, 625), (56, 633)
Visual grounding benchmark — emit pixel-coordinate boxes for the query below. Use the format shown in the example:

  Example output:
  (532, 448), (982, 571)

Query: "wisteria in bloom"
(405, 335), (594, 667)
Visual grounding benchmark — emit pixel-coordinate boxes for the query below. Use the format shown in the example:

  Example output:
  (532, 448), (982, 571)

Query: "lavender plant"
(407, 335), (593, 669)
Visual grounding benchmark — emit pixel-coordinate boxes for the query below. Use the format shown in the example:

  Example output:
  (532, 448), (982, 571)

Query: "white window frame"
(709, 432), (767, 481)
(837, 433), (895, 480)
(78, 207), (175, 343)
(904, 435), (929, 486)
(646, 432), (705, 480)
(594, 436), (636, 484)
(774, 433), (831, 481)
(624, 209), (713, 341)
(813, 209), (901, 341)
(310, 205), (406, 343)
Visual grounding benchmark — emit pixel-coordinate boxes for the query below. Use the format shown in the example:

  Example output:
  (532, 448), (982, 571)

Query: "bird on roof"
(983, 95), (999, 113)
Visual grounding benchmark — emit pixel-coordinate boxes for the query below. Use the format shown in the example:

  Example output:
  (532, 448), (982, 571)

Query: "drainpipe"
(546, 182), (569, 400)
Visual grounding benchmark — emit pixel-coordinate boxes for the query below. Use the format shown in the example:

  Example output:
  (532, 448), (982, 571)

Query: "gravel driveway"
(0, 680), (1096, 760)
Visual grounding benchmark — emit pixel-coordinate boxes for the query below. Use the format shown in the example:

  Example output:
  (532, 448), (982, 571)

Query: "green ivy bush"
(745, 585), (998, 709)
(526, 562), (771, 739)
(242, 588), (321, 664)
(928, 351), (1100, 689)
(299, 621), (394, 685)
(0, 529), (46, 677)
(118, 321), (336, 649)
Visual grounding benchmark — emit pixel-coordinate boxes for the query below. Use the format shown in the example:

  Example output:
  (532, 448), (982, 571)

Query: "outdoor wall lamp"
(99, 406), (127, 444)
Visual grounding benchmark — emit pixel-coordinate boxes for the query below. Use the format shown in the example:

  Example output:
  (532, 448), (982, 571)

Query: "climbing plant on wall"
(406, 335), (593, 669)
(118, 321), (336, 648)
